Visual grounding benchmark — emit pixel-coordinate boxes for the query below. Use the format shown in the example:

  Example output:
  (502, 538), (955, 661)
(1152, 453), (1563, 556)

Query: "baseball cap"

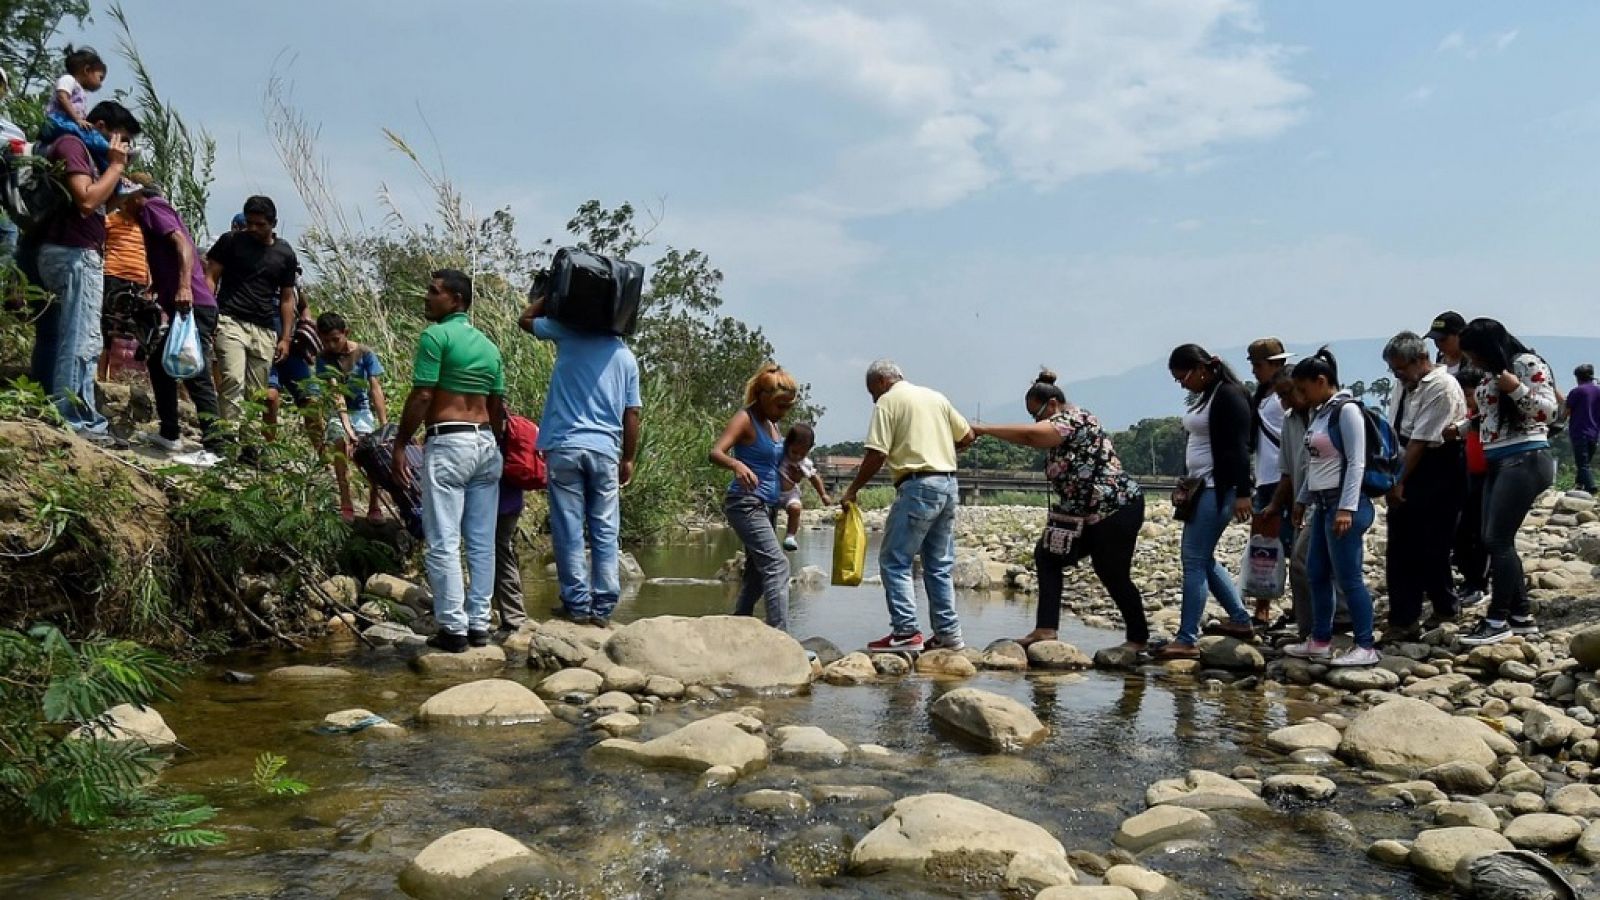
(1247, 337), (1294, 364)
(1426, 311), (1465, 340)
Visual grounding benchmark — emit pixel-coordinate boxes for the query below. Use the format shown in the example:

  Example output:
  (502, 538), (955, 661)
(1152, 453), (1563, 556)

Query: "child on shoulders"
(40, 46), (112, 167)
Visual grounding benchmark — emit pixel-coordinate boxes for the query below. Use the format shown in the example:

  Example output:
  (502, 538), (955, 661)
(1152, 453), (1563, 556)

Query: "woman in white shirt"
(1283, 349), (1379, 667)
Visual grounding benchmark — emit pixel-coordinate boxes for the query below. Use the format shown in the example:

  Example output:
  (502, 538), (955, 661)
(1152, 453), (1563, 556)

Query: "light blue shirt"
(531, 317), (641, 459)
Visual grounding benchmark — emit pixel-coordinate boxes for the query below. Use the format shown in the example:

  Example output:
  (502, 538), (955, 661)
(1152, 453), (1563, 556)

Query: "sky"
(68, 0), (1600, 441)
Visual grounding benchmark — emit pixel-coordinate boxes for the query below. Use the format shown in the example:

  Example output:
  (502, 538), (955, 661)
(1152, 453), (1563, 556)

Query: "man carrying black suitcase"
(519, 281), (641, 627)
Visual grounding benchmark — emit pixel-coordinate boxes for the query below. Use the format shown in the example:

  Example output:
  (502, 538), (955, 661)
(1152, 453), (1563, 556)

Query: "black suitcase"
(545, 246), (644, 336)
(350, 424), (425, 539)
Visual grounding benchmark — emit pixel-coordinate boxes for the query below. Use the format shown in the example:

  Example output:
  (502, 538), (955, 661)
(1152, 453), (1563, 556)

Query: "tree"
(1368, 376), (1394, 409)
(0, 0), (91, 133)
(1348, 380), (1367, 403)
(1107, 417), (1187, 477)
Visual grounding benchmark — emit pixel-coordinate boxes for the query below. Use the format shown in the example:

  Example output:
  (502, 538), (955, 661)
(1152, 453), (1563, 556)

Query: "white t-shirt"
(48, 74), (85, 120)
(1255, 394), (1285, 488)
(1182, 399), (1214, 485)
(1388, 365), (1467, 447)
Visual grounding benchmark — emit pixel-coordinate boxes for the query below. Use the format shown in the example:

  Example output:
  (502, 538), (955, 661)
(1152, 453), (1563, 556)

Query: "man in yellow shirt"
(842, 360), (975, 652)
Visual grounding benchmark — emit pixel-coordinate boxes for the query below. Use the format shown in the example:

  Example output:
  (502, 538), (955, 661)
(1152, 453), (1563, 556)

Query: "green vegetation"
(977, 490), (1050, 508)
(251, 752), (308, 798)
(0, 624), (222, 847)
(1108, 417), (1187, 478)
(264, 83), (818, 538)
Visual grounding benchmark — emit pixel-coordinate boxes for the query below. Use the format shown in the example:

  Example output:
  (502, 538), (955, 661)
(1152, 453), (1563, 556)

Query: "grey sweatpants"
(493, 512), (527, 629)
(1291, 519), (1349, 639)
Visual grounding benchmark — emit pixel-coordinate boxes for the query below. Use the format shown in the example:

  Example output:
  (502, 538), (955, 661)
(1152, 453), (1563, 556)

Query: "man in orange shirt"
(98, 201), (153, 381)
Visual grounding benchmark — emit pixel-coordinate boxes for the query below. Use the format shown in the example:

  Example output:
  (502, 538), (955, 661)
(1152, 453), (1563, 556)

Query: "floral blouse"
(1474, 352), (1560, 454)
(1043, 408), (1141, 522)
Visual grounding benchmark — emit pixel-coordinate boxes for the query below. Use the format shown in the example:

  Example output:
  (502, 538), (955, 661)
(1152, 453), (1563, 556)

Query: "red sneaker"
(866, 631), (924, 652)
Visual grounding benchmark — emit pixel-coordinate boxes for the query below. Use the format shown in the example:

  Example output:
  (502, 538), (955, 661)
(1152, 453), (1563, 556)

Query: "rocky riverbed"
(8, 492), (1600, 899)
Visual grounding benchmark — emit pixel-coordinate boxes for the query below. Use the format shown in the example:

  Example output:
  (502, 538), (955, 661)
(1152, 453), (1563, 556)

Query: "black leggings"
(1034, 495), (1147, 643)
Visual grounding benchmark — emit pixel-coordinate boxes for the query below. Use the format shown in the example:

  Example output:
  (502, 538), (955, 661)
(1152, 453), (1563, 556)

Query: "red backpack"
(502, 414), (547, 490)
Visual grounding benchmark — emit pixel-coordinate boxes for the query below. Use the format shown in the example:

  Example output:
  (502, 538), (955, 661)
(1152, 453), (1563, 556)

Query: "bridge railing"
(816, 462), (1177, 504)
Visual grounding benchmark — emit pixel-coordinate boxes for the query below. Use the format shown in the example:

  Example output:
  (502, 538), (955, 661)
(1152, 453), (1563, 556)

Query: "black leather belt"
(894, 470), (955, 488)
(425, 422), (492, 438)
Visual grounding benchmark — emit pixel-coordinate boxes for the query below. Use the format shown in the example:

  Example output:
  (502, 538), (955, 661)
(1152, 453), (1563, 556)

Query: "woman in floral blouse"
(971, 370), (1148, 654)
(1455, 318), (1560, 646)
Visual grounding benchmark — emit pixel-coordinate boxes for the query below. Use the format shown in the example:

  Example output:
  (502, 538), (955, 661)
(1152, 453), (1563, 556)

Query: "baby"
(777, 423), (830, 552)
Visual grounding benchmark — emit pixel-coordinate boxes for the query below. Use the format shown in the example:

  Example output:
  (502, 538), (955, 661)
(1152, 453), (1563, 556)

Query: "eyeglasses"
(1173, 369), (1194, 384)
(1030, 404), (1050, 422)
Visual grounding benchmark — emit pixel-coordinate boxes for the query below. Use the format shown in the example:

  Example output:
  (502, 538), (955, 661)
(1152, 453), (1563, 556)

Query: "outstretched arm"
(972, 421), (1062, 450)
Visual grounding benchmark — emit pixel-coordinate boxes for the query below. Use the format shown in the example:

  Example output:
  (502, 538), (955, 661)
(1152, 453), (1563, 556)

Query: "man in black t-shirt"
(206, 195), (298, 423)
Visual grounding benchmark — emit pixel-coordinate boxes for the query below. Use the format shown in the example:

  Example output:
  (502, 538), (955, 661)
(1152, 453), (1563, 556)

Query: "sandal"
(339, 505), (356, 524)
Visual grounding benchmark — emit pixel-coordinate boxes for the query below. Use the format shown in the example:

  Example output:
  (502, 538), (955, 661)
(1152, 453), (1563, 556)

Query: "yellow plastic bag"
(831, 502), (867, 586)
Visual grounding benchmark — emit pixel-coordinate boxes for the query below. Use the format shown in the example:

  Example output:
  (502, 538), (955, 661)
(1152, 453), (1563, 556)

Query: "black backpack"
(0, 143), (70, 235)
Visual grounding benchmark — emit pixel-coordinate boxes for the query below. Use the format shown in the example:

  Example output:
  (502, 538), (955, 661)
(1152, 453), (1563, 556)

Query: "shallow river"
(0, 526), (1451, 899)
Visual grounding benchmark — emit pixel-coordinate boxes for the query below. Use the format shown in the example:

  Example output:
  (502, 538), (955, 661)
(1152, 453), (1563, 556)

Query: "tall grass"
(262, 82), (725, 539)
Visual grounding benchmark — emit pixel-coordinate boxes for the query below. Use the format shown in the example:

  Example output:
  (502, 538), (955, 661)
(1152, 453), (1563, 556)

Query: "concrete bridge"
(818, 457), (1178, 506)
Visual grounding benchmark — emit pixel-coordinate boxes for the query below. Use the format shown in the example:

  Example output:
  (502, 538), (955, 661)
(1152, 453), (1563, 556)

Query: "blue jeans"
(420, 429), (502, 635)
(1177, 487), (1251, 644)
(1574, 434), (1597, 494)
(1307, 494), (1376, 647)
(546, 446), (622, 619)
(724, 493), (789, 631)
(0, 212), (17, 263)
(33, 244), (107, 433)
(879, 475), (961, 639)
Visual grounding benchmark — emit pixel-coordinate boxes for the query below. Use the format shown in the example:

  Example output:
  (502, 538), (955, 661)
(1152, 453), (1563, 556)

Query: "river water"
(0, 525), (1450, 899)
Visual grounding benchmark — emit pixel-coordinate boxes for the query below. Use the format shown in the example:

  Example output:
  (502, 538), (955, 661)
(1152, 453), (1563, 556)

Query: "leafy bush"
(0, 625), (220, 846)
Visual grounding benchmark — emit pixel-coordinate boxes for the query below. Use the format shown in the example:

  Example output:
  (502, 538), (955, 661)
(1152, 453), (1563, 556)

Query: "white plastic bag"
(1241, 533), (1286, 599)
(162, 311), (204, 380)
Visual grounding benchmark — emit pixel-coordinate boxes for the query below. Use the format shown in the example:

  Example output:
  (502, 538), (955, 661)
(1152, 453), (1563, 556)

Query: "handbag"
(1170, 476), (1205, 523)
(1041, 508), (1086, 557)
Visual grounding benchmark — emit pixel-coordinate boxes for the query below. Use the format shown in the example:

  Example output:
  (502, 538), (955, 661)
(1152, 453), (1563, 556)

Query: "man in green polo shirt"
(392, 269), (507, 653)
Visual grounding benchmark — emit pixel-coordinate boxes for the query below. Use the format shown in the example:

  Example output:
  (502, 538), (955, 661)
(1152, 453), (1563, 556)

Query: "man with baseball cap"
(1426, 311), (1466, 375)
(1246, 338), (1294, 629)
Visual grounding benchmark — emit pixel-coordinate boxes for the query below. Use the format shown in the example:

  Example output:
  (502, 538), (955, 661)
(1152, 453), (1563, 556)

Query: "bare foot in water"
(1014, 629), (1057, 648)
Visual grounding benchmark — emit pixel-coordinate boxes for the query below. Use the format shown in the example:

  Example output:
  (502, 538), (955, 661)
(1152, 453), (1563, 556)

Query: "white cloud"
(1173, 218), (1205, 232)
(1407, 85), (1435, 104)
(1437, 27), (1519, 59)
(727, 0), (1309, 217)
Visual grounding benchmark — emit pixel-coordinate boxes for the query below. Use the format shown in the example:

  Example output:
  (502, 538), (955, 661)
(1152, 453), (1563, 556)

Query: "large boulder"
(1502, 814), (1584, 851)
(69, 703), (177, 750)
(1027, 641), (1093, 670)
(1407, 827), (1513, 884)
(914, 649), (976, 679)
(264, 665), (354, 684)
(525, 619), (612, 671)
(600, 615), (812, 693)
(417, 679), (550, 725)
(774, 725), (849, 766)
(1339, 698), (1497, 772)
(534, 667), (603, 700)
(849, 793), (1075, 891)
(951, 551), (994, 590)
(411, 646), (507, 678)
(821, 652), (877, 686)
(929, 687), (1047, 752)
(591, 714), (769, 775)
(1113, 806), (1214, 852)
(1265, 722), (1341, 755)
(1145, 770), (1267, 811)
(398, 827), (549, 900)
(1197, 636), (1265, 671)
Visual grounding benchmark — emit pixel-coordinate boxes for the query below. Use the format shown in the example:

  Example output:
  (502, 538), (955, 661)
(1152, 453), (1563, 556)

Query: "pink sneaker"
(1283, 639), (1332, 660)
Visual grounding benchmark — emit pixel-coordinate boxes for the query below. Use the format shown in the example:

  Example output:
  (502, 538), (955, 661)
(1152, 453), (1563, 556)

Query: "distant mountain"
(1050, 336), (1599, 431)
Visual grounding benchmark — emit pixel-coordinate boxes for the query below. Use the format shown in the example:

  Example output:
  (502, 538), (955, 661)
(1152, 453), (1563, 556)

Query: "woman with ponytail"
(1455, 319), (1558, 645)
(971, 370), (1148, 653)
(1283, 348), (1379, 667)
(1156, 345), (1256, 660)
(710, 363), (800, 631)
